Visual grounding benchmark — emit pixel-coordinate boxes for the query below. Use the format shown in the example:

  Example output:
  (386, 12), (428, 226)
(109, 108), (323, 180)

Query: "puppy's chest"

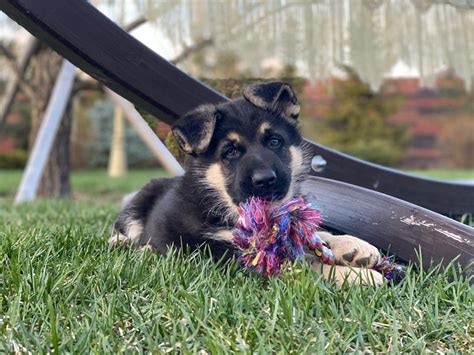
(175, 190), (235, 232)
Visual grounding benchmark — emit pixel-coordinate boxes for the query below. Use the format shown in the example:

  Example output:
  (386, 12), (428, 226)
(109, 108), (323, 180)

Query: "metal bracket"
(311, 155), (327, 173)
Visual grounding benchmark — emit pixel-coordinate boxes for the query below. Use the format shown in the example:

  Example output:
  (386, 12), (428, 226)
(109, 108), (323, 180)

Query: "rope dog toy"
(232, 196), (405, 283)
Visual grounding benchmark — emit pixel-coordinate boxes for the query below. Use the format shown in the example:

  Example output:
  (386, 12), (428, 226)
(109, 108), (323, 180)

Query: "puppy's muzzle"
(251, 169), (276, 189)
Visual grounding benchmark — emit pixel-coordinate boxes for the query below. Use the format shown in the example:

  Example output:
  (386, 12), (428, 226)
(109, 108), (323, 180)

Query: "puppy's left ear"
(172, 104), (218, 155)
(243, 82), (300, 123)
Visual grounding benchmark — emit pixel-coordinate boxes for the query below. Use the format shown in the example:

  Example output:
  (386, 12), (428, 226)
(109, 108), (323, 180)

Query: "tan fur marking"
(173, 128), (193, 153)
(139, 244), (153, 252)
(286, 104), (300, 118)
(108, 232), (130, 248)
(205, 230), (235, 244)
(227, 132), (241, 143)
(108, 219), (143, 248)
(310, 259), (384, 287)
(244, 86), (267, 108)
(127, 220), (144, 243)
(290, 146), (304, 175)
(205, 163), (239, 220)
(183, 144), (193, 153)
(258, 122), (271, 135)
(196, 124), (215, 152)
(282, 146), (304, 201)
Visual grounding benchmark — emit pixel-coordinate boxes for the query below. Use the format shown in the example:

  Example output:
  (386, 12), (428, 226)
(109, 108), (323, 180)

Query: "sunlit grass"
(0, 169), (168, 203)
(0, 201), (472, 353)
(408, 169), (474, 181)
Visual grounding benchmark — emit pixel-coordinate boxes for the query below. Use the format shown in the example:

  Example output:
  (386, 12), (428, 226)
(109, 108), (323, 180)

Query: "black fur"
(113, 82), (306, 259)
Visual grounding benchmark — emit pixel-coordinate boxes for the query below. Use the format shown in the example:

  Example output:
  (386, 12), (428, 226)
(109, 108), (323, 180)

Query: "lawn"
(0, 169), (169, 204)
(0, 169), (473, 352)
(409, 169), (474, 181)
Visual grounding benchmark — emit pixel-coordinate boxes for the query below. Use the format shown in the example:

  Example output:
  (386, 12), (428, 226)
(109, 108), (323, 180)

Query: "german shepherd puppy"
(111, 82), (383, 286)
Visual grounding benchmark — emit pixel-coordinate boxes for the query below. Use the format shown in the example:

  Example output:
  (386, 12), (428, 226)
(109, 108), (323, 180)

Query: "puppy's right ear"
(172, 104), (218, 155)
(243, 82), (300, 123)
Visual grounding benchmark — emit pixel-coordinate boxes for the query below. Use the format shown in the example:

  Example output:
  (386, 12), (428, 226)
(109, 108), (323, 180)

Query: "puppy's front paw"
(334, 267), (384, 287)
(323, 233), (381, 268)
(108, 232), (131, 248)
(311, 260), (384, 287)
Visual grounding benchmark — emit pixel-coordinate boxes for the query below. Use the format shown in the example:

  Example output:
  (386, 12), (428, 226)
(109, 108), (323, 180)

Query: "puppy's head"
(172, 82), (305, 219)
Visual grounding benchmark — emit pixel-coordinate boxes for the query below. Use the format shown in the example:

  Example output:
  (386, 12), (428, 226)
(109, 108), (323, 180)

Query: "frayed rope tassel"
(233, 196), (405, 284)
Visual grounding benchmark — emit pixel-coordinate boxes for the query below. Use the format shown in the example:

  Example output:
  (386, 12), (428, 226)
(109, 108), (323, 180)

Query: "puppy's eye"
(267, 137), (282, 148)
(223, 145), (239, 159)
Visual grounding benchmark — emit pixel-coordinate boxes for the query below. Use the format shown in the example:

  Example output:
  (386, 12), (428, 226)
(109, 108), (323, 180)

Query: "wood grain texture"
(302, 177), (473, 277)
(1, 0), (472, 216)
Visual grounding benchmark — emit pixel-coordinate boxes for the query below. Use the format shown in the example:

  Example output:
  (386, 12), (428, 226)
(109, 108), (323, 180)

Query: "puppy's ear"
(243, 82), (300, 123)
(172, 104), (218, 155)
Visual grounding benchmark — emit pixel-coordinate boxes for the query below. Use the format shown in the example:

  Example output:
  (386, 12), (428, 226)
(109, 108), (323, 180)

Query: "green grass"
(0, 201), (472, 353)
(0, 170), (22, 197)
(0, 169), (168, 203)
(71, 169), (168, 203)
(408, 169), (474, 181)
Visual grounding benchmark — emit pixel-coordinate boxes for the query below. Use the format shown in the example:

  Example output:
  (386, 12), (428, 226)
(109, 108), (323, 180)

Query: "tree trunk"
(28, 45), (71, 198)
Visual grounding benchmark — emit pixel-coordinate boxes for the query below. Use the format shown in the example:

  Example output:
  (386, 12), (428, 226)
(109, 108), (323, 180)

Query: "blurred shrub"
(310, 66), (408, 167)
(0, 97), (32, 152)
(344, 139), (405, 167)
(164, 131), (187, 165)
(0, 150), (28, 169)
(439, 115), (474, 168)
(201, 77), (306, 99)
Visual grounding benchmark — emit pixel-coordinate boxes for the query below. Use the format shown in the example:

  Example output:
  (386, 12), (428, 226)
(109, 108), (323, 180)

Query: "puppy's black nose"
(251, 169), (276, 188)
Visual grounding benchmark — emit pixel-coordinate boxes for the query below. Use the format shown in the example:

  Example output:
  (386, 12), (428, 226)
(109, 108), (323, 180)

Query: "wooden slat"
(105, 88), (185, 177)
(1, 0), (472, 217)
(302, 177), (473, 277)
(15, 60), (76, 203)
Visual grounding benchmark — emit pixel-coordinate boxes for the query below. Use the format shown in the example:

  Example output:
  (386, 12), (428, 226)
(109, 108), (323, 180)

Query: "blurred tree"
(314, 66), (408, 167)
(0, 39), (72, 197)
(131, 0), (474, 90)
(28, 45), (72, 197)
(439, 115), (474, 168)
(213, 51), (241, 79)
(0, 7), (147, 195)
(279, 64), (298, 78)
(0, 37), (38, 133)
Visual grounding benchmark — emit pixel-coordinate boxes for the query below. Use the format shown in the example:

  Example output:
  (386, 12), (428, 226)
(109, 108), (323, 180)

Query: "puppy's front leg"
(317, 231), (381, 268)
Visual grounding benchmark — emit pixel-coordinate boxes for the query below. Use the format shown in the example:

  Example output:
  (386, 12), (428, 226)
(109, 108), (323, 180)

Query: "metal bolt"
(311, 155), (327, 173)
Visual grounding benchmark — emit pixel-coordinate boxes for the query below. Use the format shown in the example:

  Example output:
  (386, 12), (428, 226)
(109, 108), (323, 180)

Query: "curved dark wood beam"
(302, 177), (473, 277)
(303, 142), (474, 215)
(1, 0), (472, 216)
